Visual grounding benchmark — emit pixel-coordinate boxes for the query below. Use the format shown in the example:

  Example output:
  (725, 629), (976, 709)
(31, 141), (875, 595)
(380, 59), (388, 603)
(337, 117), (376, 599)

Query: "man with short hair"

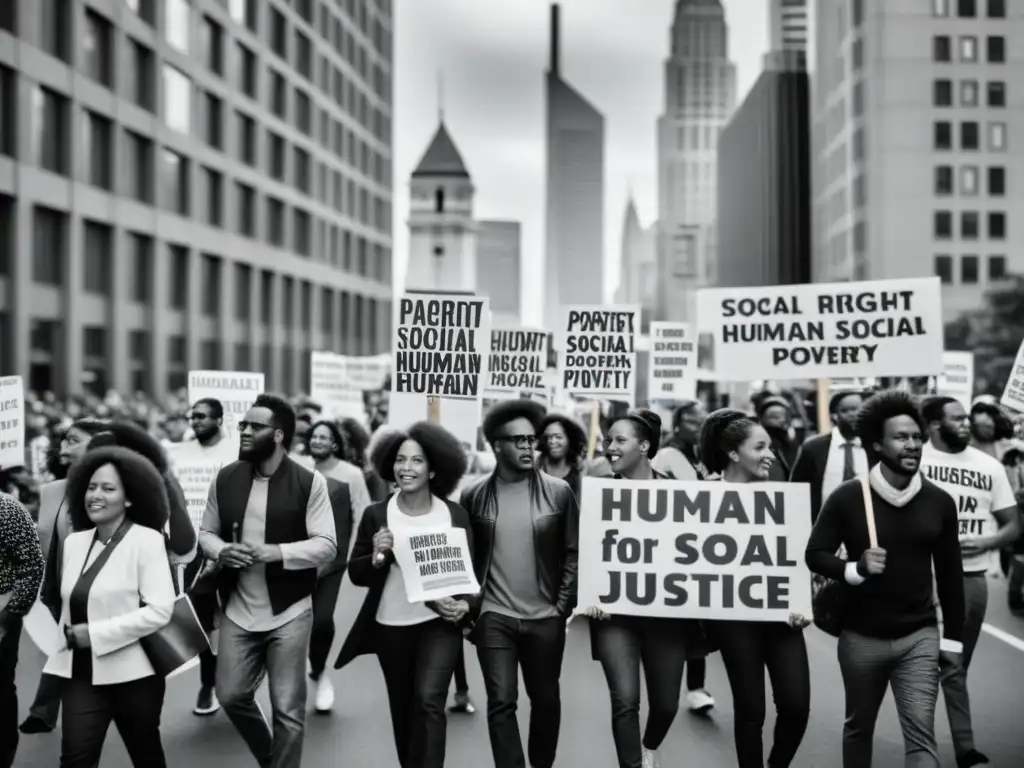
(200, 394), (337, 768)
(919, 396), (1020, 768)
(462, 400), (579, 768)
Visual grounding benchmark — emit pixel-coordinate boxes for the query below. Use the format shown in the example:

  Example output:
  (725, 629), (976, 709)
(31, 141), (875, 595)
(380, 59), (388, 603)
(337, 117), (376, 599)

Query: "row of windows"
(933, 34), (1006, 64)
(933, 79), (1005, 108)
(934, 120), (1007, 151)
(934, 165), (1006, 196)
(933, 0), (1007, 19)
(934, 254), (1006, 286)
(933, 210), (1007, 240)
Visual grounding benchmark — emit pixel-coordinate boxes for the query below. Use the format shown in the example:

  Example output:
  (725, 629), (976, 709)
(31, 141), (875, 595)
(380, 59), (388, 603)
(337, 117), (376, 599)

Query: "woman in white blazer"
(45, 446), (175, 768)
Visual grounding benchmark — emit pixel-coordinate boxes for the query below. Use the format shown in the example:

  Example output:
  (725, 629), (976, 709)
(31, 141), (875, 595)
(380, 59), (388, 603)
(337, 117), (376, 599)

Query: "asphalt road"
(13, 577), (1024, 767)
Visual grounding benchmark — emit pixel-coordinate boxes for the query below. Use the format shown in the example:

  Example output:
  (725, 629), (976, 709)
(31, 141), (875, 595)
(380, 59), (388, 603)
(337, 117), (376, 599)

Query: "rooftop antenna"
(550, 4), (560, 76)
(437, 71), (445, 123)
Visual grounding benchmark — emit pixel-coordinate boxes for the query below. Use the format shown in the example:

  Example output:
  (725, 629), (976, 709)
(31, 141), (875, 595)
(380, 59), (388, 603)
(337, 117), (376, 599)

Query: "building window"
(82, 221), (112, 296)
(200, 340), (220, 369)
(296, 31), (312, 79)
(933, 80), (953, 107)
(128, 40), (156, 112)
(935, 166), (954, 195)
(269, 132), (286, 181)
(989, 255), (1006, 280)
(961, 211), (979, 239)
(203, 167), (222, 227)
(125, 0), (157, 26)
(83, 111), (113, 190)
(129, 233), (152, 303)
(235, 264), (251, 321)
(960, 122), (979, 150)
(161, 149), (189, 216)
(960, 166), (979, 195)
(295, 90), (312, 135)
(166, 0), (190, 53)
(204, 93), (223, 149)
(960, 80), (978, 107)
(987, 36), (1005, 63)
(987, 0), (1005, 17)
(988, 212), (1006, 239)
(32, 86), (68, 176)
(267, 197), (285, 246)
(988, 122), (1007, 151)
(201, 15), (224, 76)
(270, 71), (287, 118)
(935, 255), (953, 284)
(83, 9), (114, 88)
(986, 81), (1006, 107)
(960, 36), (977, 62)
(987, 166), (1005, 196)
(270, 6), (287, 58)
(933, 0), (950, 14)
(237, 112), (257, 166)
(33, 206), (65, 286)
(0, 67), (14, 159)
(229, 0), (259, 33)
(40, 0), (70, 62)
(294, 147), (310, 194)
(236, 182), (255, 237)
(961, 255), (979, 284)
(238, 43), (258, 99)
(168, 244), (188, 310)
(201, 254), (221, 318)
(125, 130), (153, 203)
(934, 211), (953, 239)
(933, 36), (952, 62)
(163, 65), (192, 135)
(294, 210), (311, 256)
(957, 0), (976, 16)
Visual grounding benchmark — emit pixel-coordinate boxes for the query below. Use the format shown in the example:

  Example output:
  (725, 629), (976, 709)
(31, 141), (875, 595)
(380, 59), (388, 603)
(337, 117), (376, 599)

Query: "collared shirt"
(822, 428), (868, 505)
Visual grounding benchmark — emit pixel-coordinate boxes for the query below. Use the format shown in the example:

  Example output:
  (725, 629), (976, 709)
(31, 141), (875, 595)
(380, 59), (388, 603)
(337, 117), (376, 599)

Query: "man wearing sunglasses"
(460, 399), (580, 768)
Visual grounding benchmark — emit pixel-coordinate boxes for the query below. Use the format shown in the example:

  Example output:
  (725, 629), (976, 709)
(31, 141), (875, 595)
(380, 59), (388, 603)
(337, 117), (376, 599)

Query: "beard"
(239, 437), (277, 464)
(309, 444), (333, 462)
(877, 451), (919, 477)
(939, 424), (970, 452)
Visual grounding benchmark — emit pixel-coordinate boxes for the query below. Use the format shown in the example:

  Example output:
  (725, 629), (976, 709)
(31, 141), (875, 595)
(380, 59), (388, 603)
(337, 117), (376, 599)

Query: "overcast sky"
(392, 0), (769, 327)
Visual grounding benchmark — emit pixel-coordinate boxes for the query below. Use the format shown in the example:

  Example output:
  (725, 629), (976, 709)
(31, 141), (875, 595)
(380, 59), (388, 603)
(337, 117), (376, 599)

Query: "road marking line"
(981, 622), (1024, 653)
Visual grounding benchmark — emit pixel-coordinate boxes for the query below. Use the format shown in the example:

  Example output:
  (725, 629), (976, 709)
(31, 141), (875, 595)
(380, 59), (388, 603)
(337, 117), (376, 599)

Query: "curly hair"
(920, 395), (960, 425)
(253, 393), (297, 448)
(537, 413), (587, 467)
(854, 390), (926, 460)
(699, 408), (760, 475)
(87, 420), (170, 474)
(310, 420), (349, 460)
(339, 417), (371, 468)
(671, 400), (702, 432)
(66, 446), (170, 533)
(482, 399), (547, 445)
(370, 421), (468, 499)
(970, 401), (1015, 441)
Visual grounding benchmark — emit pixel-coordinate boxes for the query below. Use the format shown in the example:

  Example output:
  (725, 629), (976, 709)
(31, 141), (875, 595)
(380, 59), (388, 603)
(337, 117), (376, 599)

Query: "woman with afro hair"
(334, 421), (473, 768)
(537, 412), (588, 501)
(698, 409), (811, 768)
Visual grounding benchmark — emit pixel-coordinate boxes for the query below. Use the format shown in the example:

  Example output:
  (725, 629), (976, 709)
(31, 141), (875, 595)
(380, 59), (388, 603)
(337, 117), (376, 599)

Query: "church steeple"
(412, 122), (471, 179)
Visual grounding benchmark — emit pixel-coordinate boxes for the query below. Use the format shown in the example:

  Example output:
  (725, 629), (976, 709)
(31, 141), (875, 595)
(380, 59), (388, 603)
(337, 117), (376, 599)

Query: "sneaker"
(193, 686), (220, 716)
(686, 688), (715, 714)
(448, 690), (476, 714)
(314, 675), (335, 713)
(957, 750), (990, 768)
(641, 747), (660, 768)
(18, 715), (55, 734)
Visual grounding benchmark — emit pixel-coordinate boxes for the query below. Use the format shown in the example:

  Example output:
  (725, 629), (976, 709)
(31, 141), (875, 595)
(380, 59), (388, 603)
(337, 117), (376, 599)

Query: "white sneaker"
(686, 688), (715, 713)
(642, 747), (660, 768)
(314, 675), (335, 713)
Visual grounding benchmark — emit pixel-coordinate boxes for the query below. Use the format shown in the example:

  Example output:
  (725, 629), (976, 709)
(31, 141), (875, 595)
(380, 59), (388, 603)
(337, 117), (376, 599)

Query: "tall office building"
(812, 0), (1019, 321)
(0, 0), (393, 397)
(614, 197), (656, 312)
(544, 3), (604, 333)
(656, 0), (736, 322)
(769, 0), (809, 55)
(477, 220), (521, 327)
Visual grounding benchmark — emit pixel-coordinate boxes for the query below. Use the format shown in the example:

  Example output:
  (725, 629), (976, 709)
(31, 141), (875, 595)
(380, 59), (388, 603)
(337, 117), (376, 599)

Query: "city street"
(15, 578), (1024, 767)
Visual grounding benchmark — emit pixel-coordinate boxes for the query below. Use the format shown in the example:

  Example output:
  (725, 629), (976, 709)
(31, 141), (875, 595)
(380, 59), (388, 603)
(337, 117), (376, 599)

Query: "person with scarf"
(806, 390), (965, 767)
(700, 410), (811, 768)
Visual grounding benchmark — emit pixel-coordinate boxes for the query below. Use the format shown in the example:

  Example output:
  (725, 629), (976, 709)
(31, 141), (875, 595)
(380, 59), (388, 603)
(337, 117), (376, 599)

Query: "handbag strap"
(858, 473), (878, 549)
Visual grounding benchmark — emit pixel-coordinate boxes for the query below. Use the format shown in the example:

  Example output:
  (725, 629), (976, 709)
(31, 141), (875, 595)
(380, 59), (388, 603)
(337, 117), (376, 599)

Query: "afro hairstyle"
(370, 421), (468, 500)
(482, 399), (547, 446)
(854, 390), (926, 460)
(66, 446), (170, 534)
(87, 420), (170, 474)
(537, 412), (588, 465)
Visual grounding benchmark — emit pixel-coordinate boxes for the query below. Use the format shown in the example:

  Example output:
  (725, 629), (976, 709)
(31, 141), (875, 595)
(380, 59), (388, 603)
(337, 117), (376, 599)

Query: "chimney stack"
(550, 4), (560, 76)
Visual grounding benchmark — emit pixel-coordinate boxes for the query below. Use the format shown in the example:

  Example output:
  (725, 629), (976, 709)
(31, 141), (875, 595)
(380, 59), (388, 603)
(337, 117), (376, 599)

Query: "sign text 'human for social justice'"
(558, 305), (639, 403)
(486, 329), (547, 398)
(577, 478), (813, 622)
(697, 277), (944, 380)
(394, 294), (490, 400)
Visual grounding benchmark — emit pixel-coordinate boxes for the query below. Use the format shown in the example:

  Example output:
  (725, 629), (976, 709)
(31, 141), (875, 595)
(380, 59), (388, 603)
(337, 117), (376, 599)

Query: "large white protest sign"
(697, 277), (944, 381)
(485, 328), (547, 399)
(648, 322), (698, 402)
(188, 370), (265, 437)
(1000, 339), (1024, 413)
(172, 461), (222, 530)
(558, 305), (639, 403)
(391, 527), (480, 603)
(0, 375), (25, 470)
(577, 478), (813, 621)
(310, 351), (389, 420)
(938, 351), (974, 409)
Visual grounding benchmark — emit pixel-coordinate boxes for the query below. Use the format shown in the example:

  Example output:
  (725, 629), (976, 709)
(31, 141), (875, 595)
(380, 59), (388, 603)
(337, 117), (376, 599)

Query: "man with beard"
(199, 395), (336, 768)
(790, 390), (868, 523)
(461, 400), (579, 768)
(919, 396), (1020, 768)
(806, 390), (965, 767)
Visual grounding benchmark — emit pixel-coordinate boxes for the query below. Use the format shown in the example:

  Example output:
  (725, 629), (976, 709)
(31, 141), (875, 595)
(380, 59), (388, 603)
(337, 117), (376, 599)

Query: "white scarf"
(867, 462), (922, 508)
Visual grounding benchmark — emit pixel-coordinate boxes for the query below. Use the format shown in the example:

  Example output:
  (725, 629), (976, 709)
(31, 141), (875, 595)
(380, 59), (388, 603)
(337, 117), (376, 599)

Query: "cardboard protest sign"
(0, 375), (25, 470)
(1000, 339), (1024, 413)
(938, 351), (974, 409)
(485, 328), (548, 399)
(173, 462), (221, 530)
(577, 478), (813, 621)
(648, 322), (698, 402)
(391, 527), (480, 603)
(187, 370), (265, 437)
(697, 277), (944, 381)
(558, 305), (639, 403)
(310, 351), (385, 420)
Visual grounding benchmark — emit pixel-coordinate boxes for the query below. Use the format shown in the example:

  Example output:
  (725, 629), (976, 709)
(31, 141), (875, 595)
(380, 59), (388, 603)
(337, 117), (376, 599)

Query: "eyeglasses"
(237, 420), (274, 433)
(499, 434), (539, 448)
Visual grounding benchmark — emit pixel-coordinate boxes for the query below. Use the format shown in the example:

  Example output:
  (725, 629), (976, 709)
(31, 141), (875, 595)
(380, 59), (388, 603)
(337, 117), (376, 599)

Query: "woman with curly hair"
(700, 409), (811, 768)
(537, 412), (587, 500)
(44, 446), (176, 767)
(334, 421), (473, 768)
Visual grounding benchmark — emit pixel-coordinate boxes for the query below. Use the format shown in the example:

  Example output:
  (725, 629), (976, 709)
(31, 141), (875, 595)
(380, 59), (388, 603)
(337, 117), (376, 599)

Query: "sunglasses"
(498, 434), (539, 448)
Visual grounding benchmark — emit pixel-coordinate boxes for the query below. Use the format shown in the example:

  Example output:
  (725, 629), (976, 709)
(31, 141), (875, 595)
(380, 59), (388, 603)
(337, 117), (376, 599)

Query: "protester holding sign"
(334, 421), (473, 768)
(699, 410), (811, 768)
(580, 409), (700, 768)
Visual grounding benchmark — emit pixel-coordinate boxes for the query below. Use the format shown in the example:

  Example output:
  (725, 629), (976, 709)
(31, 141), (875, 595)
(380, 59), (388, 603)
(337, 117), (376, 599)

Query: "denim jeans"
(475, 612), (566, 768)
(216, 611), (313, 768)
(308, 570), (345, 680)
(838, 625), (940, 767)
(0, 618), (22, 768)
(592, 616), (688, 768)
(376, 619), (463, 768)
(939, 573), (987, 759)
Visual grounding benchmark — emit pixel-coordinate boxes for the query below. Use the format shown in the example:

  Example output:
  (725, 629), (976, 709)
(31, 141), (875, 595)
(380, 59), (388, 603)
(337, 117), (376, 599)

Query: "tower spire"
(550, 4), (560, 76)
(437, 71), (445, 122)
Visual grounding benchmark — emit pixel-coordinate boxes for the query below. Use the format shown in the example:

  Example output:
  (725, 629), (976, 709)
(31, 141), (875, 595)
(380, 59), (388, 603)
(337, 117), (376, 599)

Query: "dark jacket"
(788, 433), (833, 523)
(321, 477), (354, 577)
(460, 470), (579, 622)
(334, 496), (475, 669)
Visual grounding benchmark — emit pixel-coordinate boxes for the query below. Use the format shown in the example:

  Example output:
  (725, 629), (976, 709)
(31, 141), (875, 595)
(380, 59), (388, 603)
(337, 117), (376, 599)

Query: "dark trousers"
(717, 621), (810, 768)
(939, 573), (987, 759)
(475, 612), (566, 768)
(0, 618), (22, 768)
(27, 671), (64, 728)
(190, 588), (219, 689)
(60, 675), (167, 768)
(592, 617), (687, 768)
(453, 644), (469, 693)
(686, 657), (706, 690)
(376, 618), (463, 768)
(309, 570), (345, 679)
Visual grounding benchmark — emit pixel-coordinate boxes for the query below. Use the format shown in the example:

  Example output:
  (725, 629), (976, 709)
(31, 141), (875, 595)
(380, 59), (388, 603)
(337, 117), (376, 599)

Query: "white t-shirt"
(168, 436), (239, 530)
(920, 443), (1017, 573)
(375, 495), (451, 626)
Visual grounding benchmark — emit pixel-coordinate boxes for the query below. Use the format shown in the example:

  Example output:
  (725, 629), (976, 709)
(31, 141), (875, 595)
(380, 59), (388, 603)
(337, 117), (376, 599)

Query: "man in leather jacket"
(460, 399), (579, 768)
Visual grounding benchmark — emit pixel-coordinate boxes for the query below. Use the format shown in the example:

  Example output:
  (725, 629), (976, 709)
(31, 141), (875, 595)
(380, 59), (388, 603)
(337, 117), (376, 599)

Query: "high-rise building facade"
(812, 0), (1020, 322)
(477, 220), (521, 327)
(770, 0), (809, 55)
(614, 197), (656, 311)
(0, 0), (393, 397)
(544, 3), (604, 333)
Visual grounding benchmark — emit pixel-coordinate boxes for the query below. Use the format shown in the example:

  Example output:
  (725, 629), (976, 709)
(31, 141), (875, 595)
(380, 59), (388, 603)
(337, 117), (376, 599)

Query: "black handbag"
(812, 473), (877, 637)
(139, 594), (211, 678)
